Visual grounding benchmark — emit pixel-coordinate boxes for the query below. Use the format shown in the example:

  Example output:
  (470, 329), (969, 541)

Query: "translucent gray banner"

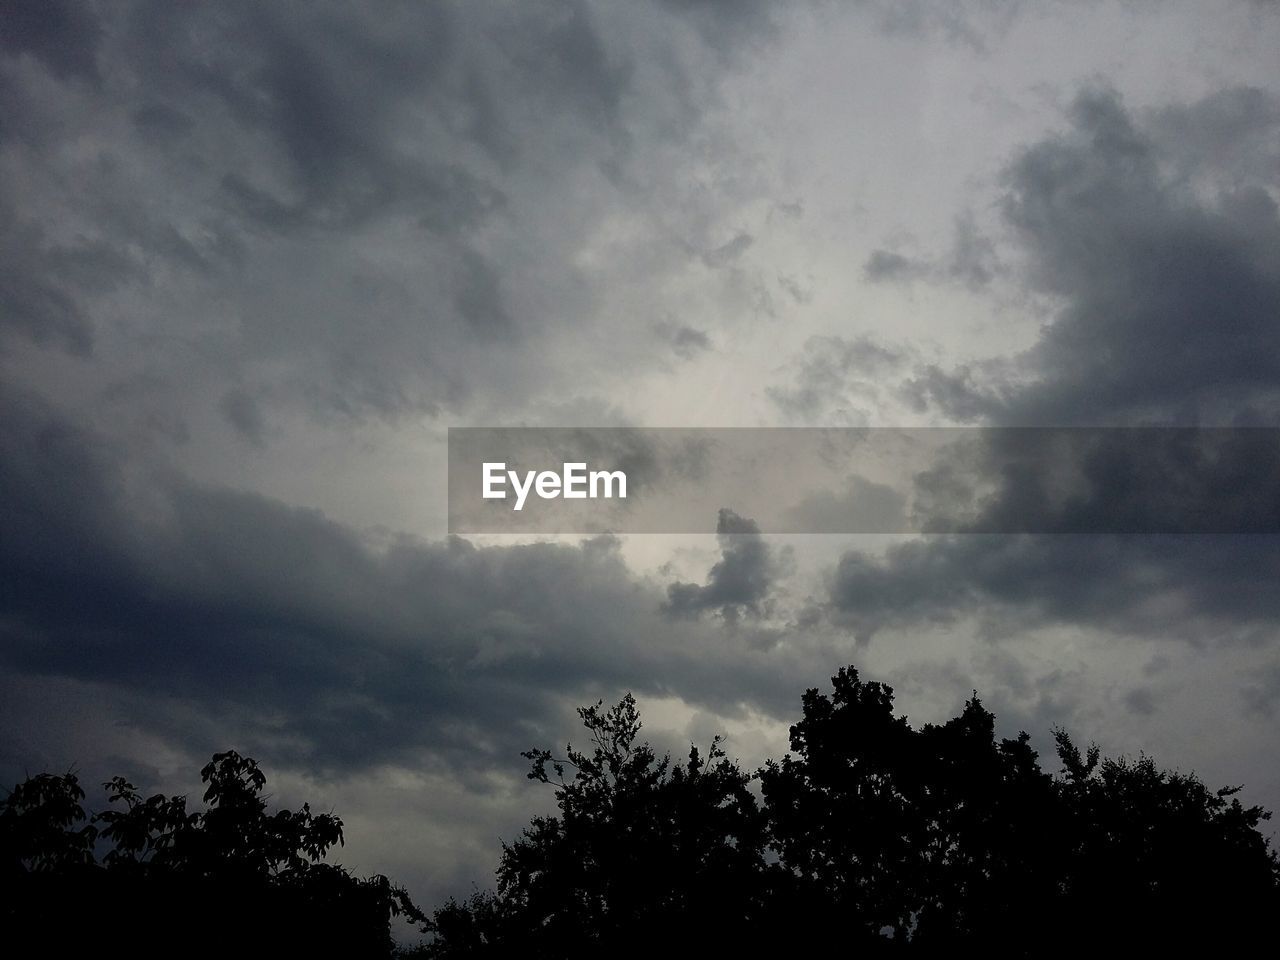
(447, 427), (1280, 534)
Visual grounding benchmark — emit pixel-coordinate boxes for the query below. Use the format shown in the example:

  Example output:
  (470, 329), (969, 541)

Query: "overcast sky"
(3, 0), (1280, 912)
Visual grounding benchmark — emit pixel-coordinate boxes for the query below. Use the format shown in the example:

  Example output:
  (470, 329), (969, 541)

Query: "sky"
(2, 0), (1280, 913)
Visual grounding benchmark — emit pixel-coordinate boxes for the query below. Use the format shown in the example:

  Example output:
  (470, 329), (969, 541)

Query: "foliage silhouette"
(422, 694), (772, 956)
(1, 750), (425, 955)
(424, 667), (1280, 956)
(6, 670), (1278, 955)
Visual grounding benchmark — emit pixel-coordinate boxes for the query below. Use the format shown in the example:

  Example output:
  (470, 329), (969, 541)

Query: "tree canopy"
(1, 750), (424, 955)
(423, 667), (1280, 956)
(425, 695), (770, 956)
(5, 667), (1277, 955)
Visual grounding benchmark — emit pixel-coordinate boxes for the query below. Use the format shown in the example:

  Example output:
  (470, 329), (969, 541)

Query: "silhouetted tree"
(1048, 726), (1279, 949)
(422, 694), (770, 957)
(8, 672), (1277, 955)
(760, 667), (1066, 948)
(0, 750), (425, 955)
(426, 667), (1280, 955)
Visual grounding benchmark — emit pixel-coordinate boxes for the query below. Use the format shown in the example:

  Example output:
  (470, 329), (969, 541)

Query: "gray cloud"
(863, 213), (999, 291)
(0, 386), (818, 777)
(4, 0), (1280, 922)
(769, 334), (915, 425)
(829, 433), (1280, 647)
(785, 474), (908, 534)
(830, 533), (1280, 645)
(912, 428), (1280, 535)
(863, 248), (927, 283)
(652, 321), (713, 359)
(669, 324), (712, 358)
(1123, 687), (1157, 716)
(0, 0), (790, 430)
(0, 220), (96, 355)
(830, 84), (1280, 646)
(219, 387), (266, 445)
(702, 232), (755, 269)
(945, 211), (999, 290)
(665, 509), (786, 623)
(914, 85), (1280, 427)
(1243, 662), (1280, 718)
(0, 0), (103, 84)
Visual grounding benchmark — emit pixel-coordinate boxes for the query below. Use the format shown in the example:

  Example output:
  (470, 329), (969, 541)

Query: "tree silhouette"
(1, 750), (425, 955)
(6, 670), (1278, 955)
(1047, 726), (1279, 947)
(426, 667), (1280, 955)
(760, 668), (1066, 948)
(423, 694), (770, 957)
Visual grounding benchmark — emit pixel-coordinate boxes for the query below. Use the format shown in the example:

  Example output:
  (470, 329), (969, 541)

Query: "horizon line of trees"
(422, 668), (1280, 956)
(5, 666), (1279, 955)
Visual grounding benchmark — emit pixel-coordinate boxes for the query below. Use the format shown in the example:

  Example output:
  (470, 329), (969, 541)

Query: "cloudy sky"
(3, 0), (1280, 912)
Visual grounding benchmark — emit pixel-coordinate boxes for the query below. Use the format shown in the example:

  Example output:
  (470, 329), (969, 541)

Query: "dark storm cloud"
(0, 387), (812, 774)
(1242, 663), (1280, 718)
(829, 85), (1280, 645)
(0, 0), (786, 426)
(824, 430), (1280, 642)
(1001, 88), (1280, 425)
(0, 221), (95, 355)
(919, 86), (1280, 427)
(665, 509), (785, 623)
(831, 435), (1280, 647)
(1147, 85), (1280, 189)
(665, 0), (1009, 56)
(830, 533), (1280, 645)
(0, 0), (103, 83)
(827, 431), (1280, 649)
(118, 0), (608, 232)
(901, 364), (999, 422)
(655, 0), (779, 58)
(219, 387), (266, 445)
(911, 428), (1280, 535)
(1123, 687), (1157, 716)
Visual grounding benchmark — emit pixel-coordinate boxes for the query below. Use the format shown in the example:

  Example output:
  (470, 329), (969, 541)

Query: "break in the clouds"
(3, 0), (1280, 919)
